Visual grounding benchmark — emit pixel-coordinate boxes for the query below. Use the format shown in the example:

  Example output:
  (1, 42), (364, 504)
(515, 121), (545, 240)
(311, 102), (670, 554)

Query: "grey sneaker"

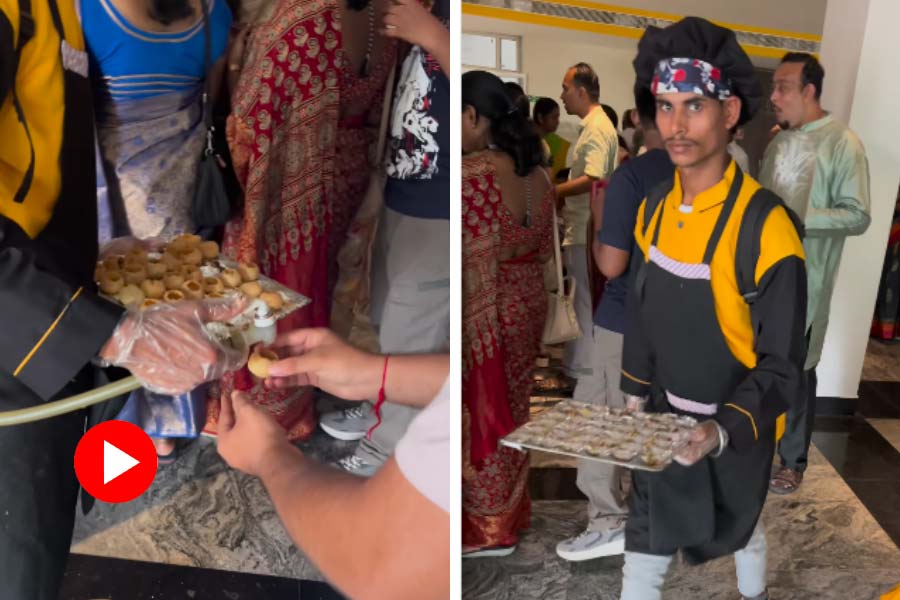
(462, 544), (517, 559)
(335, 454), (379, 477)
(320, 403), (376, 441)
(556, 524), (626, 561)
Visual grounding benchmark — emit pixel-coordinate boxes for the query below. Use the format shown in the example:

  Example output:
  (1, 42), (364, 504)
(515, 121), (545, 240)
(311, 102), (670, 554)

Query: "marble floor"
(67, 397), (359, 598)
(465, 340), (900, 600)
(870, 418), (900, 453)
(463, 446), (900, 600)
(71, 432), (351, 580)
(862, 338), (900, 382)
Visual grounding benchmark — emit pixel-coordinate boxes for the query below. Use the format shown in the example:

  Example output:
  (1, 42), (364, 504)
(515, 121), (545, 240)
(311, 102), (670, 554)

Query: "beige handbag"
(330, 61), (397, 353)
(542, 207), (582, 345)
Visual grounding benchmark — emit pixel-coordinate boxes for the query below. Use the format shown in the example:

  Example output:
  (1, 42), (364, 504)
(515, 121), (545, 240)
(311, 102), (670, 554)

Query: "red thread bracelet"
(366, 354), (390, 439)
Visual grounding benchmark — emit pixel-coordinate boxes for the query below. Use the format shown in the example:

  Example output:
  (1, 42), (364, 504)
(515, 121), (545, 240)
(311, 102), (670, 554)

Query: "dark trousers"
(777, 368), (817, 473)
(0, 368), (126, 600)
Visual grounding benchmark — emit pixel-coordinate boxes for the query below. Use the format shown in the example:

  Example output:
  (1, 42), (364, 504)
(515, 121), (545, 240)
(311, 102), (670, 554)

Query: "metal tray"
(96, 251), (310, 338)
(500, 399), (697, 472)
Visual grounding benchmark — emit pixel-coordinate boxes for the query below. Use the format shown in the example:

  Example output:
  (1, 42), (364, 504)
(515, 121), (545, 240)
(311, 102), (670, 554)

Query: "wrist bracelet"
(711, 421), (729, 458)
(366, 354), (390, 440)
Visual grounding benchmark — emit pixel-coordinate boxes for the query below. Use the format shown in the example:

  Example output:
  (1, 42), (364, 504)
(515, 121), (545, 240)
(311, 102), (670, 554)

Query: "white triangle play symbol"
(103, 441), (140, 485)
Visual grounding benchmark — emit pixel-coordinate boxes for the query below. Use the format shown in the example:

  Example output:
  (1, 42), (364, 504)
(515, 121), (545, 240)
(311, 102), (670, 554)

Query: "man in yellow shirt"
(556, 62), (618, 382)
(0, 1), (244, 597)
(618, 18), (807, 600)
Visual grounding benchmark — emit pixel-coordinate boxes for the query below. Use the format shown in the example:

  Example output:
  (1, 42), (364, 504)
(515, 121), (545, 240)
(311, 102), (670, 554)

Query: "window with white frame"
(462, 32), (526, 89)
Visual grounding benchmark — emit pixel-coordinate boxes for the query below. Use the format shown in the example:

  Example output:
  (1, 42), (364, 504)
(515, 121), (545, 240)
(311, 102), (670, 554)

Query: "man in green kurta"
(760, 52), (871, 495)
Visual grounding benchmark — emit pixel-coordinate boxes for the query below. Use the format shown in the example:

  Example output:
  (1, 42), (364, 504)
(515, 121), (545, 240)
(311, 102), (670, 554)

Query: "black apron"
(0, 3), (124, 598)
(625, 168), (775, 565)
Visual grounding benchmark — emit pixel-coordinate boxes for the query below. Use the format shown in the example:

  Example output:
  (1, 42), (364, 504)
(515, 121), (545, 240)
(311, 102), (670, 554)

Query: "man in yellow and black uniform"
(617, 18), (807, 600)
(0, 2), (249, 598)
(0, 1), (130, 596)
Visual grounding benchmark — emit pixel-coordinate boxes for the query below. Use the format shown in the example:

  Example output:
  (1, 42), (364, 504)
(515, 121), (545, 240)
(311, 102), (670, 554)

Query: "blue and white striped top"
(80, 0), (231, 101)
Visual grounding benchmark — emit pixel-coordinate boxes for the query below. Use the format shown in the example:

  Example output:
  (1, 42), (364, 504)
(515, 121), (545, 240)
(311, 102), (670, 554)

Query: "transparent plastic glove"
(99, 295), (250, 395)
(673, 420), (721, 466)
(624, 394), (648, 413)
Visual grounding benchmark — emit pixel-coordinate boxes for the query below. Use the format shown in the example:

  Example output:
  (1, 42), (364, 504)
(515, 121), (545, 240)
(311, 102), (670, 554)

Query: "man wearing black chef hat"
(618, 17), (807, 599)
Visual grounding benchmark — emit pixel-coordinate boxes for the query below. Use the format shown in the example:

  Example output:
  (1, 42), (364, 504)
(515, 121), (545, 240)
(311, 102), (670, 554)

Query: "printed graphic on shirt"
(386, 45), (443, 180)
(767, 132), (816, 220)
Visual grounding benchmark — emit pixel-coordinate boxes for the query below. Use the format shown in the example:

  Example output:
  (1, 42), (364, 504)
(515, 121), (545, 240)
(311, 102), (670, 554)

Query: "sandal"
(157, 447), (179, 466)
(769, 466), (803, 495)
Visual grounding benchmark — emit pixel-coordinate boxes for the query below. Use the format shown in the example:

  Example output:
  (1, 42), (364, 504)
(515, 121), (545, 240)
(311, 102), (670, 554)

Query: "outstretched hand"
(264, 328), (383, 401)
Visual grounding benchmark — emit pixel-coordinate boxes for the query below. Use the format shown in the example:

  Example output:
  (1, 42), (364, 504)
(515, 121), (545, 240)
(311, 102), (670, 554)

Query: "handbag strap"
(199, 0), (214, 147)
(551, 197), (564, 298)
(374, 52), (398, 167)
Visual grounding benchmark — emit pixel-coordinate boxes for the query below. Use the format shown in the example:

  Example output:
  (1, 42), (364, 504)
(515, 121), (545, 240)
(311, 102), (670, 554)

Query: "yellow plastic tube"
(0, 376), (141, 427)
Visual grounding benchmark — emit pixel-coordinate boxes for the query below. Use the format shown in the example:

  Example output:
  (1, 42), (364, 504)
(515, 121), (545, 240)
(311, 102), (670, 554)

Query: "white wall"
(463, 0), (826, 140)
(463, 16), (644, 141)
(815, 0), (900, 398)
(588, 0), (826, 35)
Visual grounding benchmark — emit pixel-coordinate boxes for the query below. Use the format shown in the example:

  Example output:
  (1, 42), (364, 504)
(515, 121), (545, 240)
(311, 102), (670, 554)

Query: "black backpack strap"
(641, 177), (674, 234)
(735, 188), (804, 305)
(736, 188), (804, 352)
(11, 0), (35, 204)
(634, 177), (674, 302)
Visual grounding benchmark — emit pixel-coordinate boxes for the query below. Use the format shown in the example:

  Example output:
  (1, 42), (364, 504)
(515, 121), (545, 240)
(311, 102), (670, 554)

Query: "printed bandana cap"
(652, 57), (733, 100)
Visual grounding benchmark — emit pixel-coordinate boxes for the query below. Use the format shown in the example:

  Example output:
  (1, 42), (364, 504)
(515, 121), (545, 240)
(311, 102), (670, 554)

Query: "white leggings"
(620, 519), (767, 600)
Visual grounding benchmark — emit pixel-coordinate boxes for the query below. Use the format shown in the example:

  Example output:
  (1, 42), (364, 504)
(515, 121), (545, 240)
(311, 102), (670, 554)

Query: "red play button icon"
(74, 421), (158, 503)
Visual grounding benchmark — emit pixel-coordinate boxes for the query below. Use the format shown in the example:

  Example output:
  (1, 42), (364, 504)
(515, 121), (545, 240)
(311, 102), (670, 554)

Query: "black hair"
(617, 134), (629, 151)
(347, 0), (372, 10)
(532, 97), (559, 125)
(463, 71), (544, 177)
(780, 52), (824, 100)
(569, 62), (600, 102)
(622, 108), (635, 130)
(633, 84), (657, 128)
(503, 81), (531, 121)
(601, 104), (619, 130)
(148, 0), (194, 25)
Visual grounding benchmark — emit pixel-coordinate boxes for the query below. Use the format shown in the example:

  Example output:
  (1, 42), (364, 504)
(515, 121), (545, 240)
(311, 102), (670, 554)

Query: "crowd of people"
(461, 16), (873, 600)
(0, 0), (448, 598)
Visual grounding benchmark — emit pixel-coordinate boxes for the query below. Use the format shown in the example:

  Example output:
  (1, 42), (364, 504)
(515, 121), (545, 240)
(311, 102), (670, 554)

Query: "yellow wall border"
(462, 3), (821, 59)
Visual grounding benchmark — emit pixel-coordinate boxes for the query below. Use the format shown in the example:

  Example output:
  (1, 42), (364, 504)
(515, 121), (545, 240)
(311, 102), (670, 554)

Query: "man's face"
(770, 62), (810, 129)
(560, 69), (582, 116)
(655, 92), (739, 169)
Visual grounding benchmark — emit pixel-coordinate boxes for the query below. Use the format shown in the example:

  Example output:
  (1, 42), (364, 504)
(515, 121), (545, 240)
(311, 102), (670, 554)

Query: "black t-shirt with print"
(383, 0), (449, 220)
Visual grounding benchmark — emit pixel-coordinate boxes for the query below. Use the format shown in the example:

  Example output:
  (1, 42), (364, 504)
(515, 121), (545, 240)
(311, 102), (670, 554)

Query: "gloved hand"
(99, 295), (250, 395)
(673, 420), (722, 466)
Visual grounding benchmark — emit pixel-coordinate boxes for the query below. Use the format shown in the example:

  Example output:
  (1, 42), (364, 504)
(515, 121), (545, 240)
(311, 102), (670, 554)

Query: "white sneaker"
(320, 403), (376, 441)
(335, 454), (379, 478)
(556, 525), (626, 561)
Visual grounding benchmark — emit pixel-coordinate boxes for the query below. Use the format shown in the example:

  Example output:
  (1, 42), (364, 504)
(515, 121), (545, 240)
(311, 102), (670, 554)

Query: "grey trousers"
(562, 244), (595, 377)
(573, 326), (628, 529)
(620, 519), (768, 600)
(777, 368), (818, 473)
(355, 206), (450, 466)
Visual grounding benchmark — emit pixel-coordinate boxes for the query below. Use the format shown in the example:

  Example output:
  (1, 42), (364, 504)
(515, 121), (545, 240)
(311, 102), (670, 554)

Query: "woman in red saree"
(462, 71), (554, 556)
(205, 0), (396, 440)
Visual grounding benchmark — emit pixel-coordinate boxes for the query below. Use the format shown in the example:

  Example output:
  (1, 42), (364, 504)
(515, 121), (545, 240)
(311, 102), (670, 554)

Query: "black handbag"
(191, 0), (232, 229)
